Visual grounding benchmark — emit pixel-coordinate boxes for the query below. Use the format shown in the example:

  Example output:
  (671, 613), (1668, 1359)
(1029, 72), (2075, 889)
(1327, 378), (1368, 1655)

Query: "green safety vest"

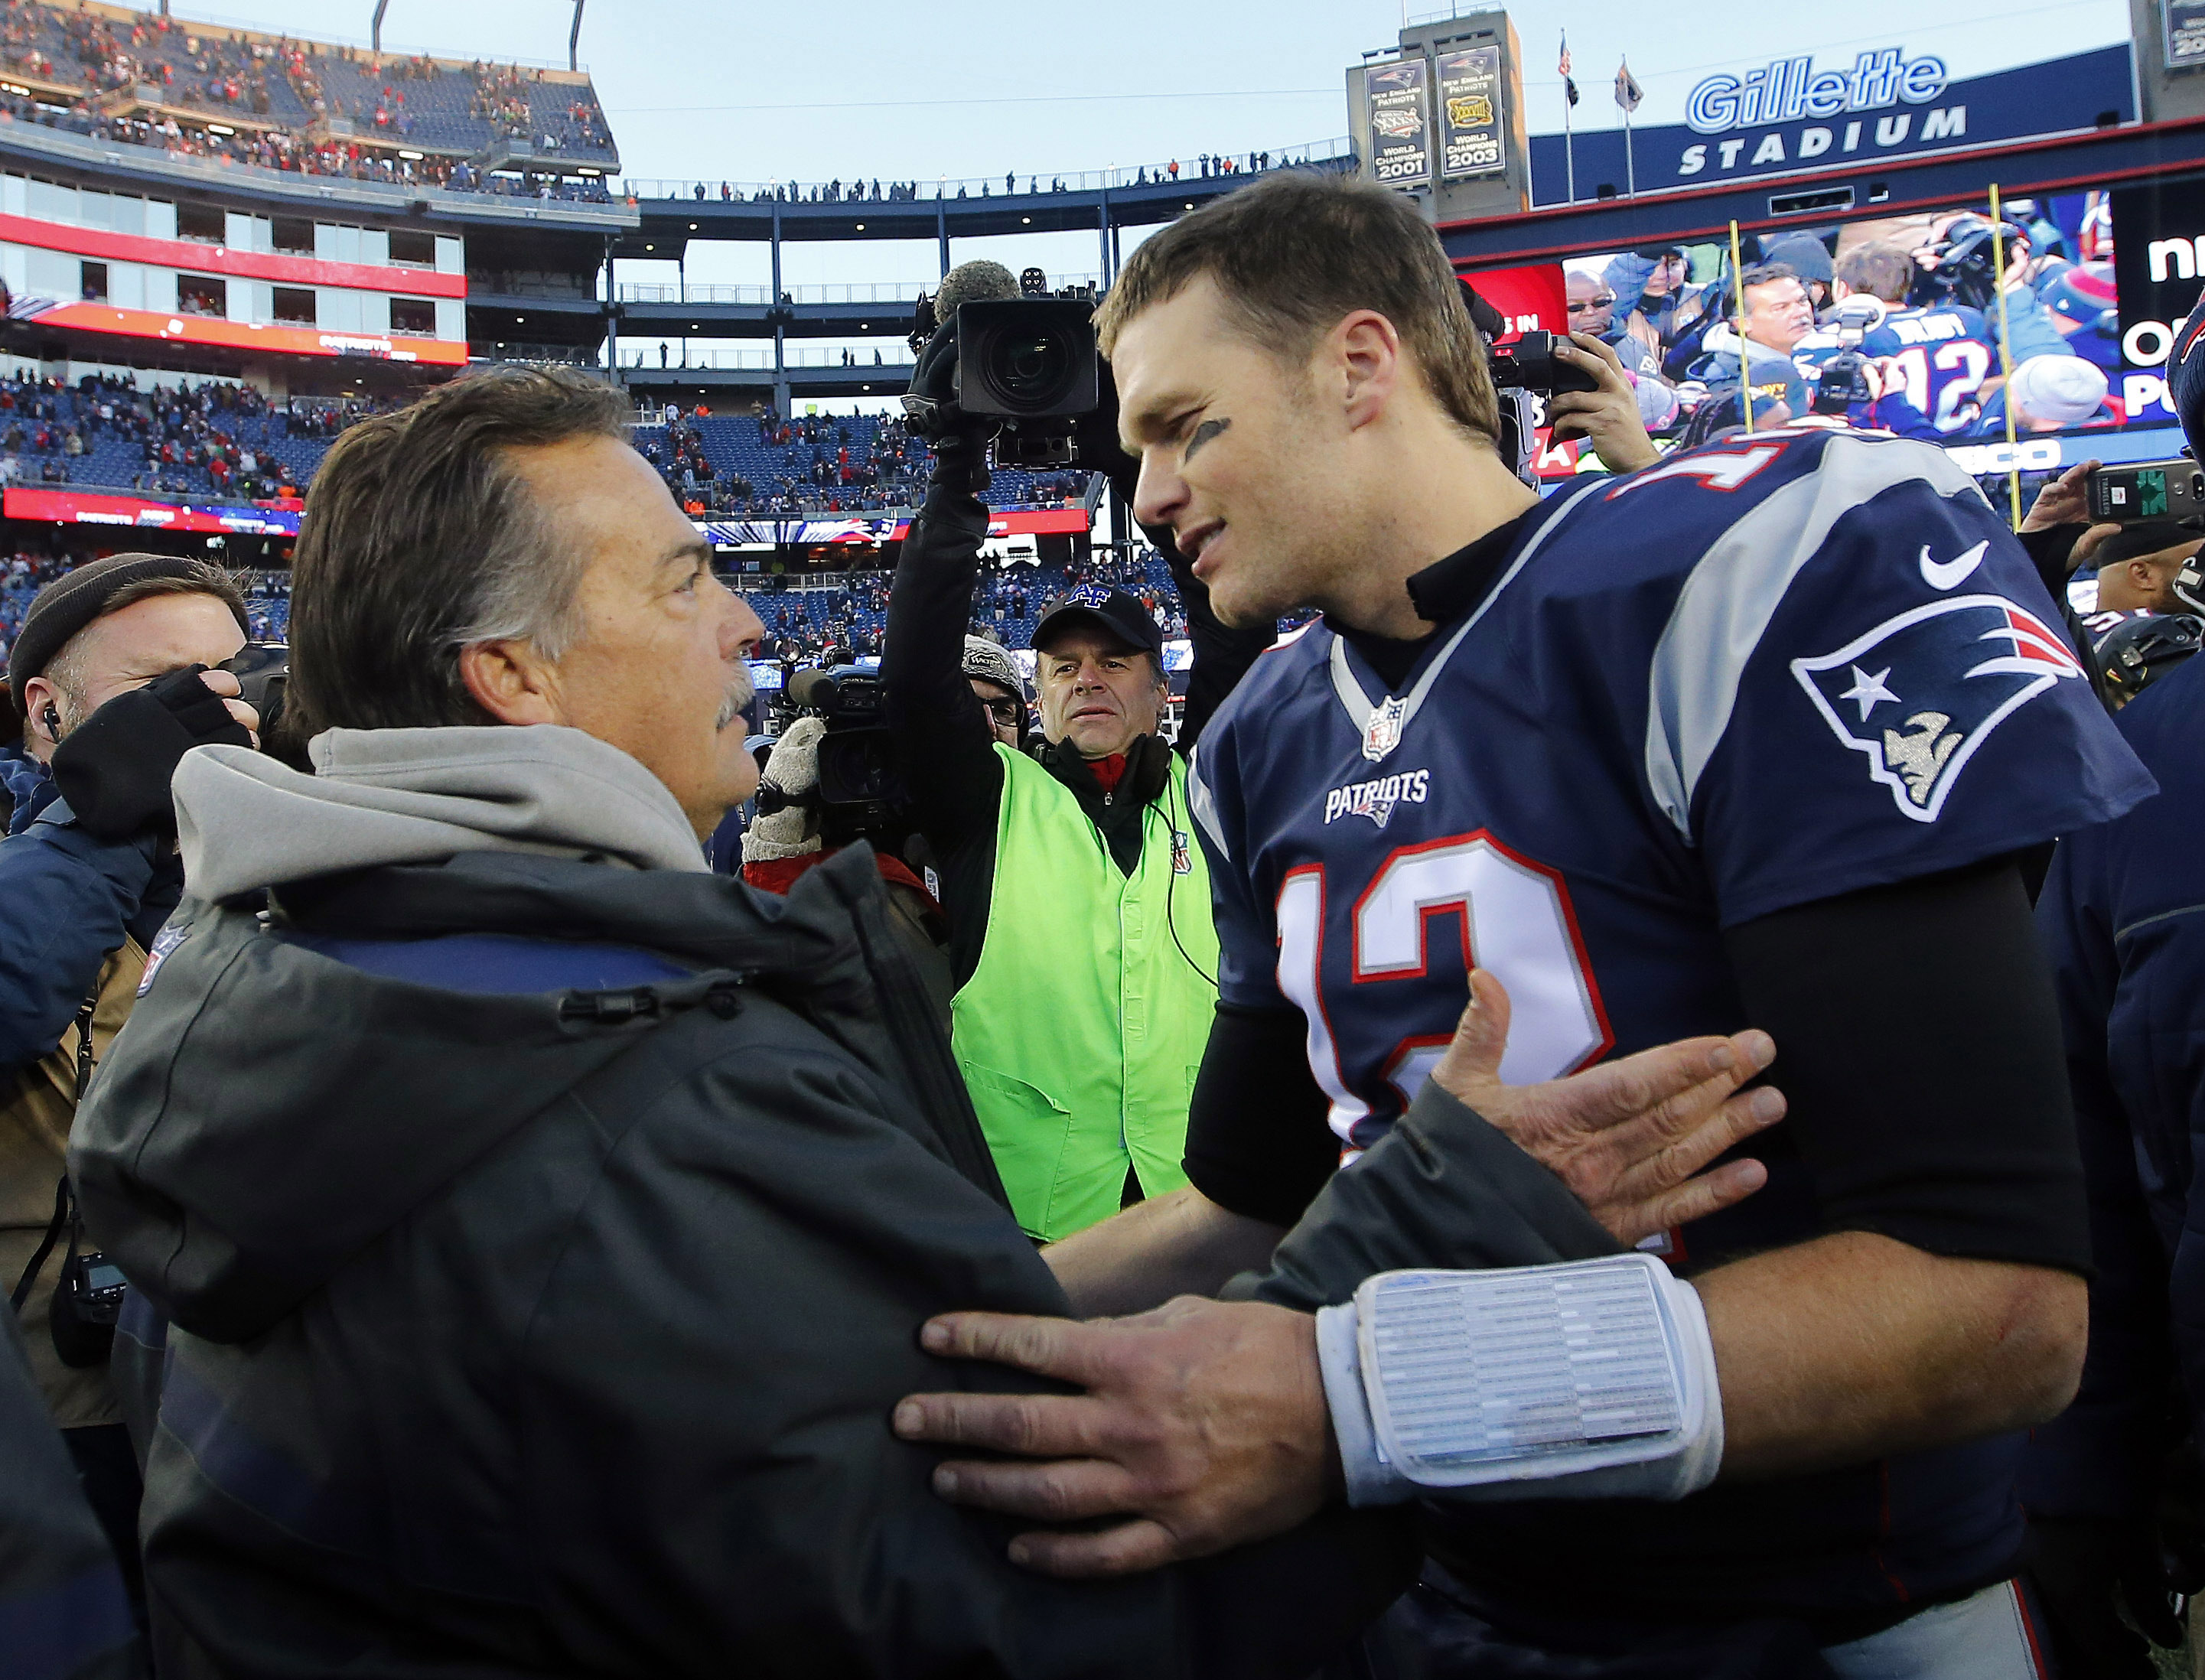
(950, 744), (1219, 1242)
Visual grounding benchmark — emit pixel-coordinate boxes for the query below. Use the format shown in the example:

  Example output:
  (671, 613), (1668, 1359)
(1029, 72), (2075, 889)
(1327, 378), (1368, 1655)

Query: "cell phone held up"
(2086, 458), (2205, 526)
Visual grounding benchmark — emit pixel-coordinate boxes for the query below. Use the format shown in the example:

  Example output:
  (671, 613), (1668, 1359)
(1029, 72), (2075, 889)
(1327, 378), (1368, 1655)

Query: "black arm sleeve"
(2017, 522), (2090, 597)
(882, 479), (1004, 855)
(1232, 1076), (1620, 1311)
(1722, 856), (2092, 1275)
(1158, 534), (1276, 757)
(1183, 1003), (1344, 1227)
(1187, 1000), (1621, 1309)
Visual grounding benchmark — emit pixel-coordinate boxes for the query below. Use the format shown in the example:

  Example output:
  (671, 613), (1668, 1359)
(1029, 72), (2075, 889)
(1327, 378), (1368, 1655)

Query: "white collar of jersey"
(1327, 478), (1608, 745)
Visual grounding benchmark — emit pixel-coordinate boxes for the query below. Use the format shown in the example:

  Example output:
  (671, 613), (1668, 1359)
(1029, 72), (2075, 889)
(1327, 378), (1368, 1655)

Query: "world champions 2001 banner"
(1363, 60), (1432, 186)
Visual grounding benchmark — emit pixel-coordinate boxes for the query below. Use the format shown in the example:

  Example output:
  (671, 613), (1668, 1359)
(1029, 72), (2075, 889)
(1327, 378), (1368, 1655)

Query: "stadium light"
(399, 149), (422, 161)
(689, 223), (698, 230)
(1022, 217), (1031, 224)
(855, 223), (865, 231)
(207, 123), (233, 135)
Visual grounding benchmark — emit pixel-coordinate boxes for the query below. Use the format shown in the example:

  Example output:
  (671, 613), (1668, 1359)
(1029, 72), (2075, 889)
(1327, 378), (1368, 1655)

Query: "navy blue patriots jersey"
(1861, 304), (1998, 435)
(1189, 426), (2152, 1618)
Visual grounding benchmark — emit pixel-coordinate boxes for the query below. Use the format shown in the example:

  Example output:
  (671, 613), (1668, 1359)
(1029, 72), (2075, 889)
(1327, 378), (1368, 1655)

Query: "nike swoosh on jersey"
(1920, 539), (1988, 591)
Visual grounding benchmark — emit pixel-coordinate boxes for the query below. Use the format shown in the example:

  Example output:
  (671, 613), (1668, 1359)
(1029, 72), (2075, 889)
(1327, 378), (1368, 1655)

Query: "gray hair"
(286, 365), (631, 734)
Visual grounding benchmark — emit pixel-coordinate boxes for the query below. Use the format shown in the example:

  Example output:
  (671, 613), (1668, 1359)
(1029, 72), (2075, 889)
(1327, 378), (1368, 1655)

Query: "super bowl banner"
(1438, 47), (1504, 179)
(2168, 0), (2205, 68)
(1363, 60), (1432, 186)
(1526, 44), (2134, 205)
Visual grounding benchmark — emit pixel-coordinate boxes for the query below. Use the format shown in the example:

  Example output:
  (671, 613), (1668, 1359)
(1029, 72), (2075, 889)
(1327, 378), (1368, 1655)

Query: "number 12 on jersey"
(1274, 832), (1614, 1148)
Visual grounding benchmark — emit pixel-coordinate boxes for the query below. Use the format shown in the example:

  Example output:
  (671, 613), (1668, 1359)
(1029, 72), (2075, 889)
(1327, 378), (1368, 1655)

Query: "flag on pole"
(1614, 59), (1643, 112)
(1560, 34), (1579, 106)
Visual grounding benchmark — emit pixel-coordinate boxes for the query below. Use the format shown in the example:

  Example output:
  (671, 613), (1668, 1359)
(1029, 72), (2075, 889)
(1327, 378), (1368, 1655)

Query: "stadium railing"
(610, 347), (918, 371)
(0, 116), (637, 226)
(617, 138), (1353, 203)
(617, 280), (1105, 307)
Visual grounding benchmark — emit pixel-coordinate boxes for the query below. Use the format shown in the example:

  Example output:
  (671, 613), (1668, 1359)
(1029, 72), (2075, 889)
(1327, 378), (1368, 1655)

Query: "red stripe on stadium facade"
(21, 301), (468, 365)
(0, 211), (466, 298)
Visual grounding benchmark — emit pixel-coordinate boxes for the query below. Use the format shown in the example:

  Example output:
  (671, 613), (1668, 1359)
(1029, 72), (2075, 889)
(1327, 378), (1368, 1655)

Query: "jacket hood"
(74, 803), (910, 1343)
(174, 723), (708, 902)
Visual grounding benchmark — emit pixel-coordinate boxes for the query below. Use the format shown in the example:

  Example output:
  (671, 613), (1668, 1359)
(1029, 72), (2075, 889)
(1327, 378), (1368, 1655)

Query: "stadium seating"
(653, 414), (1089, 516)
(0, 2), (617, 196)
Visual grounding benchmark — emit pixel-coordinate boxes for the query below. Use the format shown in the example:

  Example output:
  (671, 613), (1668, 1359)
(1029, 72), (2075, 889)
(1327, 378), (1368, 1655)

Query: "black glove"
(2020, 1514), (2184, 1680)
(50, 664), (252, 843)
(904, 319), (995, 496)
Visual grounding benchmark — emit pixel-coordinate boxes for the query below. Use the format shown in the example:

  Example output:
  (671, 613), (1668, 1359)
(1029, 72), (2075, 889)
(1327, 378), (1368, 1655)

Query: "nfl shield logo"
(1362, 695), (1409, 763)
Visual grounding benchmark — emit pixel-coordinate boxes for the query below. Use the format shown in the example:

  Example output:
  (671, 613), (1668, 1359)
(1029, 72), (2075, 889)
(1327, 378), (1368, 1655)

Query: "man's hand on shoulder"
(893, 1295), (1333, 1579)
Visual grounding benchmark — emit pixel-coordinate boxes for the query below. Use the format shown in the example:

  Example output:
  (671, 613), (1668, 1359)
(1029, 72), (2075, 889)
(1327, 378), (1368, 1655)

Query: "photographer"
(0, 555), (255, 1617)
(884, 275), (1274, 1242)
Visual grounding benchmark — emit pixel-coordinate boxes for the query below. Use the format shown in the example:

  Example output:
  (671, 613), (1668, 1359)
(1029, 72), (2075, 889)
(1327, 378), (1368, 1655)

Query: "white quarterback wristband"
(1315, 1253), (1725, 1508)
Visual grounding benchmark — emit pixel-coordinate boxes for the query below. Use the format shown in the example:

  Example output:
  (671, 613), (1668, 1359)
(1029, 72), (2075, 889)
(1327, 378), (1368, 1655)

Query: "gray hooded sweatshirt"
(67, 723), (1421, 1679)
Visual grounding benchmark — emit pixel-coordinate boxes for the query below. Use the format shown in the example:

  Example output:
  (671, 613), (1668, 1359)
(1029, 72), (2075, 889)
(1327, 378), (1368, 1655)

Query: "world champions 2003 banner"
(1438, 47), (1504, 180)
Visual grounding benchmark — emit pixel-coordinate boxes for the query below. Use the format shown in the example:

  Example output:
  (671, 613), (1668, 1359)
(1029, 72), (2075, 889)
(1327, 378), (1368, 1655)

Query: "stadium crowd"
(0, 0), (617, 202)
(14, 156), (2205, 1680)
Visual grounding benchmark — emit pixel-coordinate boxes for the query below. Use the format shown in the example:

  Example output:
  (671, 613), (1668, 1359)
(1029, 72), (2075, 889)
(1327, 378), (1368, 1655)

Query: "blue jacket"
(2024, 656), (2205, 1519)
(0, 751), (179, 1074)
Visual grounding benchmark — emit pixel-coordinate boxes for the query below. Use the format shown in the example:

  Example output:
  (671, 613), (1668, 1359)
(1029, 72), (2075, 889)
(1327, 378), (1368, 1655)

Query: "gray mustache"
(715, 670), (756, 731)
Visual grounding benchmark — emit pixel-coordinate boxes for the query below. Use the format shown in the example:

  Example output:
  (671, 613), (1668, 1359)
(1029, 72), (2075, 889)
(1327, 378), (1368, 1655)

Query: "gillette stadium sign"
(1686, 50), (1950, 138)
(1529, 44), (2134, 204)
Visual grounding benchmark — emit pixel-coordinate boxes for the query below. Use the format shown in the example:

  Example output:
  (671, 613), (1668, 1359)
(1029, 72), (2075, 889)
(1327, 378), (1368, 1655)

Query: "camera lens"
(986, 327), (1077, 412)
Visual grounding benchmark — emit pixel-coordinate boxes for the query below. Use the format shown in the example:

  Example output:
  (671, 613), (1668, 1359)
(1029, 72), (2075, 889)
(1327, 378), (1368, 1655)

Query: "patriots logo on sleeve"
(1791, 595), (2086, 822)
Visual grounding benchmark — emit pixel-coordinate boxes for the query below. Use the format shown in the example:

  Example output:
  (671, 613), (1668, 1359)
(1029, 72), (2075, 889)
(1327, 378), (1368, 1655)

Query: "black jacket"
(71, 842), (1413, 1678)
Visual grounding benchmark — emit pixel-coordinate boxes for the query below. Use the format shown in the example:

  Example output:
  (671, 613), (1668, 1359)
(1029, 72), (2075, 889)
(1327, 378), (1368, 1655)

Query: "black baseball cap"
(1033, 584), (1164, 660)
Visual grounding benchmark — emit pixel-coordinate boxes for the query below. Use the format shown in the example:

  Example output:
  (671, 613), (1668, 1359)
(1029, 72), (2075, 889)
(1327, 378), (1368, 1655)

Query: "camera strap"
(72, 984), (95, 1100)
(9, 1173), (69, 1313)
(8, 985), (104, 1314)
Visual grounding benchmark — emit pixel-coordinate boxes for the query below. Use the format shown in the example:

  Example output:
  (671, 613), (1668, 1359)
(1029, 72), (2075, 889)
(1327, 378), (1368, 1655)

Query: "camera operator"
(884, 269), (1276, 1242)
(0, 555), (255, 1620)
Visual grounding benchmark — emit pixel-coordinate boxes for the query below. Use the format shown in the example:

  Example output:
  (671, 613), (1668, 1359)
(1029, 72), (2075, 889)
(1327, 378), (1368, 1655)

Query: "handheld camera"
(770, 666), (909, 847)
